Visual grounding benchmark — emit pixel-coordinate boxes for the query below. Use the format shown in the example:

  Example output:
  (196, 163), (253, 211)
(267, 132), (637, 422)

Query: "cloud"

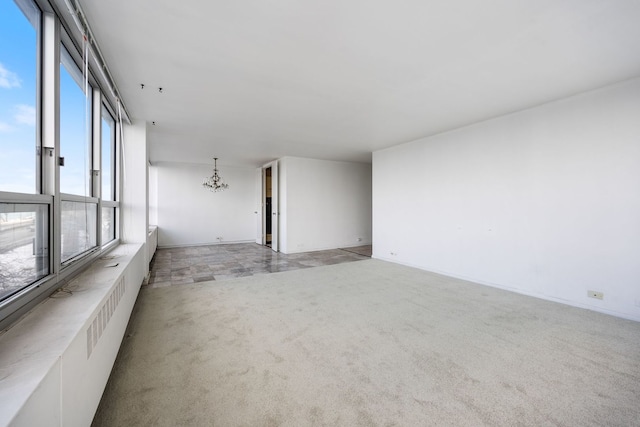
(14, 104), (35, 127)
(0, 63), (21, 89)
(0, 121), (14, 132)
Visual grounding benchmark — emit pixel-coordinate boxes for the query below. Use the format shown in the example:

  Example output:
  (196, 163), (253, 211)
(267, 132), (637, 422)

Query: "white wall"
(279, 156), (372, 254)
(155, 162), (256, 247)
(373, 78), (640, 321)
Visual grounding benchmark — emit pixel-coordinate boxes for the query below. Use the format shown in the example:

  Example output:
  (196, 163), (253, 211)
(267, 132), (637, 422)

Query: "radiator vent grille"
(86, 276), (126, 359)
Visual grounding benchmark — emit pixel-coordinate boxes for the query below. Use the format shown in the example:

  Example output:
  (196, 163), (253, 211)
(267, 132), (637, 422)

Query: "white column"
(121, 121), (149, 275)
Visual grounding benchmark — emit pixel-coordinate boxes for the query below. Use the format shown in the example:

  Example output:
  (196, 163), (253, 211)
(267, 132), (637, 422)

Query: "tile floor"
(146, 243), (372, 288)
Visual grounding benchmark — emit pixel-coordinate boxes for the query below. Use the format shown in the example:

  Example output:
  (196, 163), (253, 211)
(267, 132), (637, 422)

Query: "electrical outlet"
(390, 252), (398, 256)
(587, 290), (604, 300)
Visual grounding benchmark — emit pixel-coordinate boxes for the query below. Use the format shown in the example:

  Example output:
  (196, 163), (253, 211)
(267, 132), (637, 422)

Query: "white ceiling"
(79, 0), (640, 167)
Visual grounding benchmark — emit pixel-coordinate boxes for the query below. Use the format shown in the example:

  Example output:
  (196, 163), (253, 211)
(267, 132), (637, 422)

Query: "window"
(60, 47), (92, 197)
(0, 203), (49, 300)
(101, 105), (117, 244)
(101, 206), (115, 244)
(0, 0), (121, 329)
(102, 106), (115, 201)
(0, 0), (39, 194)
(61, 200), (97, 262)
(59, 44), (98, 261)
(0, 0), (49, 313)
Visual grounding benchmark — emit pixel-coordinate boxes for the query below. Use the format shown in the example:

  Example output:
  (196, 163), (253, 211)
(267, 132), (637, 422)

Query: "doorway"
(259, 161), (278, 251)
(265, 167), (272, 247)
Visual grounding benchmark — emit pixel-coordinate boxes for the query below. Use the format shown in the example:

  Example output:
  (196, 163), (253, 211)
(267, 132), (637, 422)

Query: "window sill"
(0, 243), (145, 426)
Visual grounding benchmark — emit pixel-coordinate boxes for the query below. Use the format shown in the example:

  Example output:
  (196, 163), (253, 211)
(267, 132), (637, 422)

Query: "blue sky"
(0, 0), (37, 193)
(60, 61), (92, 196)
(1, 0), (92, 196)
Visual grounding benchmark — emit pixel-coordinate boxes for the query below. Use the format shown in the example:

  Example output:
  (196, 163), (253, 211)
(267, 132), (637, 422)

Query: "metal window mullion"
(108, 110), (116, 202)
(35, 3), (42, 196)
(92, 90), (102, 197)
(41, 11), (60, 275)
(0, 192), (52, 204)
(115, 119), (121, 203)
(115, 119), (122, 240)
(93, 89), (102, 244)
(60, 193), (98, 204)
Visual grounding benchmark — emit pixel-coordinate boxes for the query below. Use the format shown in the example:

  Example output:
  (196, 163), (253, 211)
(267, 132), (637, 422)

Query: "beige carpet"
(93, 259), (640, 426)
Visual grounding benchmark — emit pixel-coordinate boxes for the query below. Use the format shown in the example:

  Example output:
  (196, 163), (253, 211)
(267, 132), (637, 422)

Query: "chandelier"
(202, 157), (229, 192)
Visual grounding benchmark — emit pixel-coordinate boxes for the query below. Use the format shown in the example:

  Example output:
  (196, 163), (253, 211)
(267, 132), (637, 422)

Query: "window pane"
(0, 203), (49, 301)
(0, 0), (39, 194)
(101, 206), (115, 244)
(60, 48), (91, 196)
(101, 106), (114, 201)
(61, 201), (96, 262)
